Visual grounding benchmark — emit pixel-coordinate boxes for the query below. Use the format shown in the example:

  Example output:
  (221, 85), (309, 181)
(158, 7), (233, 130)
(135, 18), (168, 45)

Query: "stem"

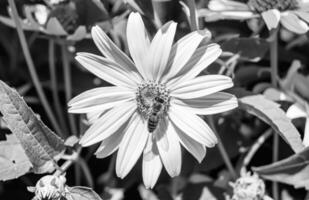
(78, 157), (94, 187)
(269, 28), (279, 200)
(61, 44), (77, 135)
(242, 129), (273, 171)
(207, 116), (237, 179)
(270, 28), (278, 87)
(8, 0), (62, 135)
(54, 146), (82, 176)
(48, 39), (68, 137)
(187, 0), (199, 31)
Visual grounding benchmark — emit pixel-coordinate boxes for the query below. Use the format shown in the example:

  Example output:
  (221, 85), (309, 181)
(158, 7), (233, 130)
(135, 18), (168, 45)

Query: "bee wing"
(143, 136), (159, 162)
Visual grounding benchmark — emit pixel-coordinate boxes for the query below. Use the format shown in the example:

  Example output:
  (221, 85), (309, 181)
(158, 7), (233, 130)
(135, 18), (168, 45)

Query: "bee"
(148, 96), (165, 133)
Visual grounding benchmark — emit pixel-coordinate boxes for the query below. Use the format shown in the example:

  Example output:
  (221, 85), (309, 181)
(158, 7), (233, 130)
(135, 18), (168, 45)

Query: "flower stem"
(54, 146), (82, 176)
(187, 0), (199, 31)
(48, 39), (68, 136)
(8, 0), (62, 135)
(242, 129), (272, 171)
(269, 28), (279, 200)
(207, 116), (237, 179)
(61, 44), (77, 135)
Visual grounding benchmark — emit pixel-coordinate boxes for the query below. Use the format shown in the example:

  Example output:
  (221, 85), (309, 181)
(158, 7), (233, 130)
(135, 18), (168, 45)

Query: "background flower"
(201, 0), (309, 34)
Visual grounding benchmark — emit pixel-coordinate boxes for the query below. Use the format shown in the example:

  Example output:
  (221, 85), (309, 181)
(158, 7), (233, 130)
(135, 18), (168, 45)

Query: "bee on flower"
(68, 12), (238, 188)
(200, 0), (309, 34)
(0, 0), (88, 41)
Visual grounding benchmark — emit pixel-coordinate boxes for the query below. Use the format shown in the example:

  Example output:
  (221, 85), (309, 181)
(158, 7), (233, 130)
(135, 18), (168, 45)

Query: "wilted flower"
(0, 1), (87, 41)
(201, 0), (309, 34)
(28, 175), (68, 200)
(227, 171), (272, 200)
(69, 12), (238, 188)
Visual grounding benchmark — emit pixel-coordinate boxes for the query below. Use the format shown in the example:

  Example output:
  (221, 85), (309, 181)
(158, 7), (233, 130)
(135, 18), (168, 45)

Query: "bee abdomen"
(148, 116), (158, 133)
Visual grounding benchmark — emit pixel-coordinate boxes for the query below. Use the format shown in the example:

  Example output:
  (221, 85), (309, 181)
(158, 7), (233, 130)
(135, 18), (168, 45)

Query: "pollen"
(136, 81), (169, 119)
(247, 0), (299, 13)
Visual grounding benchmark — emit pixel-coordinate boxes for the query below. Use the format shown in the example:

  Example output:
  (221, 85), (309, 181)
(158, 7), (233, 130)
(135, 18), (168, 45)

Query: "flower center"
(247, 0), (299, 12)
(136, 81), (169, 119)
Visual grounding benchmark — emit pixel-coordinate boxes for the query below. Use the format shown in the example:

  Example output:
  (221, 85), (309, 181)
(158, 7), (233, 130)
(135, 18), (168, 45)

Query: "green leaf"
(239, 94), (304, 153)
(66, 186), (103, 200)
(0, 81), (65, 174)
(221, 38), (269, 62)
(0, 134), (32, 181)
(254, 147), (309, 189)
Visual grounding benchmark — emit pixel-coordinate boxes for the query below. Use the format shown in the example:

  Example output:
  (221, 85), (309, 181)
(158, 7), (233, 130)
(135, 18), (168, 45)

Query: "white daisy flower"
(201, 0), (309, 34)
(68, 12), (238, 188)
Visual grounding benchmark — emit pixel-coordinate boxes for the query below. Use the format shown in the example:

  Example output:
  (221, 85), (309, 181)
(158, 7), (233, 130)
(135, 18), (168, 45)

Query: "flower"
(227, 171), (272, 200)
(68, 12), (238, 188)
(0, 2), (87, 41)
(27, 175), (68, 200)
(201, 0), (309, 34)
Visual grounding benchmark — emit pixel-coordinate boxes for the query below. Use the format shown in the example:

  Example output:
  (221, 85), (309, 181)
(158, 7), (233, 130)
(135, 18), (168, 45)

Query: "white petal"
(79, 101), (136, 146)
(174, 123), (206, 163)
(201, 10), (256, 22)
(76, 53), (139, 88)
(162, 29), (211, 83)
(286, 103), (307, 119)
(295, 11), (309, 23)
(169, 104), (218, 147)
(116, 113), (148, 178)
(281, 12), (309, 34)
(303, 118), (309, 146)
(127, 12), (150, 79)
(261, 9), (281, 30)
(208, 0), (250, 11)
(91, 26), (142, 79)
(170, 75), (233, 99)
(172, 92), (238, 115)
(167, 44), (222, 89)
(148, 21), (177, 81)
(143, 135), (162, 189)
(87, 110), (106, 124)
(156, 119), (182, 177)
(68, 86), (135, 113)
(95, 125), (126, 158)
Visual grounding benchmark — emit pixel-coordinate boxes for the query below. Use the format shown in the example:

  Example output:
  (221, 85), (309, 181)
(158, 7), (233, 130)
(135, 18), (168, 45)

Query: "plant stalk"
(8, 0), (62, 135)
(61, 44), (77, 135)
(207, 116), (237, 179)
(187, 0), (199, 31)
(270, 27), (279, 200)
(48, 39), (68, 136)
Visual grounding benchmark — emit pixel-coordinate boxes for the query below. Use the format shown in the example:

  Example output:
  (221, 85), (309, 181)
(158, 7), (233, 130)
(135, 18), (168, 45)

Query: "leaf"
(221, 38), (269, 62)
(66, 186), (103, 200)
(253, 146), (309, 189)
(124, 0), (154, 19)
(239, 94), (304, 153)
(0, 134), (32, 181)
(0, 81), (65, 174)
